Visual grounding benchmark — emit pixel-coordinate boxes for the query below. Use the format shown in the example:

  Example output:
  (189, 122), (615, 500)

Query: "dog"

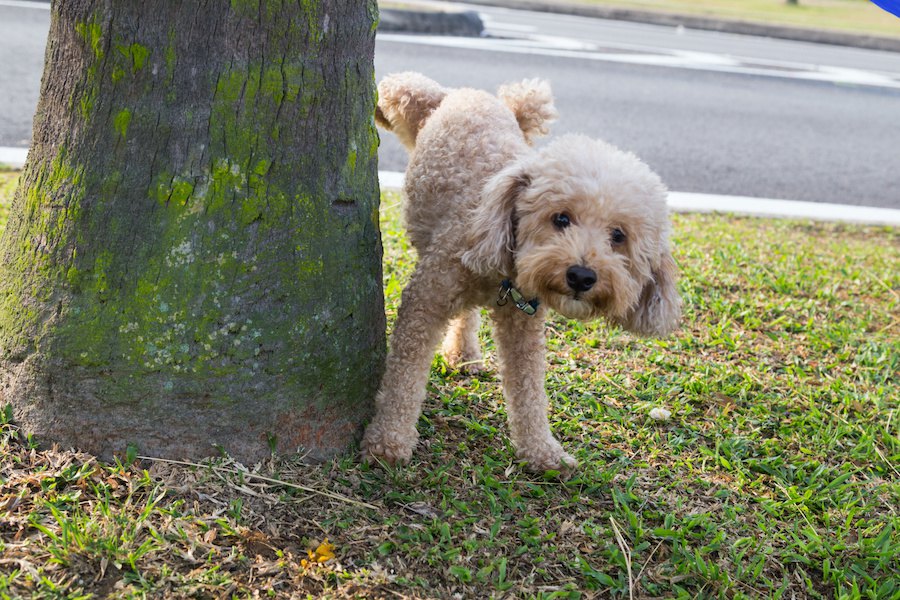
(362, 72), (681, 472)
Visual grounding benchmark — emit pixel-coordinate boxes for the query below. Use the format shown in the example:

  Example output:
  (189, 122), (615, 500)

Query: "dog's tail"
(375, 72), (448, 151)
(498, 79), (558, 145)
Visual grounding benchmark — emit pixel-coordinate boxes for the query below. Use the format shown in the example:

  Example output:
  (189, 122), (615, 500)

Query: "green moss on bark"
(0, 0), (383, 462)
(113, 109), (132, 138)
(75, 20), (103, 59)
(115, 43), (150, 73)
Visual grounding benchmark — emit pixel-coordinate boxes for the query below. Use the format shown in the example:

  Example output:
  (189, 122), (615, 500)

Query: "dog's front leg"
(491, 305), (577, 472)
(361, 260), (463, 466)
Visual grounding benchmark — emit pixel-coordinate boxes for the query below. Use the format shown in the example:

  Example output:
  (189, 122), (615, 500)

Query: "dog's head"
(462, 134), (681, 336)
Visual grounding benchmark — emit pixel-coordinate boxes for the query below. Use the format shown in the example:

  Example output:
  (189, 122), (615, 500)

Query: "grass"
(1, 173), (898, 599)
(538, 0), (900, 38)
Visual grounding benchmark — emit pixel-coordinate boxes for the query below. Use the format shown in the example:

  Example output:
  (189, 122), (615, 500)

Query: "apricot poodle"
(362, 72), (681, 472)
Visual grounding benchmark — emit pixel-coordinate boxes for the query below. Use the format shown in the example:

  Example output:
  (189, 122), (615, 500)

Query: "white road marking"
(485, 23), (539, 33)
(378, 33), (900, 90)
(479, 13), (538, 34)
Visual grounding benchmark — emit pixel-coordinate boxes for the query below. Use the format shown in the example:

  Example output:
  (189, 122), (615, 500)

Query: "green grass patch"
(568, 0), (900, 38)
(1, 179), (898, 598)
(0, 171), (16, 229)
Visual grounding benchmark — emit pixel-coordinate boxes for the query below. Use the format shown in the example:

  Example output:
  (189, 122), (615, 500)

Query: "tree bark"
(0, 0), (385, 463)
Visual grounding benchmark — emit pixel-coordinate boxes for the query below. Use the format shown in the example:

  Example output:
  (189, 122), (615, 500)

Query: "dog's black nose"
(566, 266), (597, 292)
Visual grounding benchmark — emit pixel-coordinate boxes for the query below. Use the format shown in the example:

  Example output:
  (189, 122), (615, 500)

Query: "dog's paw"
(442, 349), (486, 375)
(516, 441), (578, 474)
(452, 357), (487, 375)
(360, 426), (416, 467)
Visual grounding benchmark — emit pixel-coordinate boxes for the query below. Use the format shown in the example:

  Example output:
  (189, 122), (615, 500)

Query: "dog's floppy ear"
(461, 164), (531, 277)
(617, 248), (681, 337)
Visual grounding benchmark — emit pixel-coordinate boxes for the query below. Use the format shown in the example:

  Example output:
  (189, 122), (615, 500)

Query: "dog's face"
(462, 135), (681, 336)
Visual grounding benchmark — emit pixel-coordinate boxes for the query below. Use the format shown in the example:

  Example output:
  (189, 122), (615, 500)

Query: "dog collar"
(497, 279), (540, 316)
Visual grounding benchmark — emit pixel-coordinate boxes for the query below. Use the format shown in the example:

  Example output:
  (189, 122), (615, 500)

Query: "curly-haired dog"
(363, 72), (681, 472)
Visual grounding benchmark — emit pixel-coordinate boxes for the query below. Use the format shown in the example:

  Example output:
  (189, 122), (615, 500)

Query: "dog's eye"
(552, 213), (571, 229)
(611, 227), (626, 245)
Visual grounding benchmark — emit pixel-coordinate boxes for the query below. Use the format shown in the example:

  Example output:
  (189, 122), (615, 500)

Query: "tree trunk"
(0, 0), (385, 463)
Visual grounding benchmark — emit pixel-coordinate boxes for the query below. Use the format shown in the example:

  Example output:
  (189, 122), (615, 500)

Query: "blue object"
(871, 0), (900, 18)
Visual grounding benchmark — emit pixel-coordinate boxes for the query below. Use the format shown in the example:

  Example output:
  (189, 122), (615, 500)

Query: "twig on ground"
(610, 516), (634, 600)
(633, 538), (663, 586)
(137, 455), (379, 511)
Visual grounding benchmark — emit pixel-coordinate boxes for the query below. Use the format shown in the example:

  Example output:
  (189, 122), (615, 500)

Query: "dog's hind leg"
(491, 305), (577, 473)
(441, 309), (484, 373)
(361, 258), (466, 466)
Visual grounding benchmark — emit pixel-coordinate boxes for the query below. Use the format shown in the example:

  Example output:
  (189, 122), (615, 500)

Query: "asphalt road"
(0, 1), (47, 147)
(2, 1), (900, 207)
(471, 4), (900, 73)
(375, 37), (900, 208)
(375, 5), (900, 208)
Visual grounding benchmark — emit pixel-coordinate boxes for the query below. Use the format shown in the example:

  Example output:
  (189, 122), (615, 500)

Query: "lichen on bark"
(0, 0), (385, 462)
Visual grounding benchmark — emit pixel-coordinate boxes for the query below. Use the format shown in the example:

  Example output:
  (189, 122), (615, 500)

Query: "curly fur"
(375, 72), (448, 151)
(362, 73), (681, 472)
(498, 78), (558, 145)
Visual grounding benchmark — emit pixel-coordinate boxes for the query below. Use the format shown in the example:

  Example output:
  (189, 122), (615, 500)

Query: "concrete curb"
(377, 171), (900, 226)
(0, 146), (28, 169)
(667, 191), (900, 226)
(417, 0), (900, 52)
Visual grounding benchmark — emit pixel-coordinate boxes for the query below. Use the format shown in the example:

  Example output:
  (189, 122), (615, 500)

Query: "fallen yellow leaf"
(303, 539), (335, 567)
